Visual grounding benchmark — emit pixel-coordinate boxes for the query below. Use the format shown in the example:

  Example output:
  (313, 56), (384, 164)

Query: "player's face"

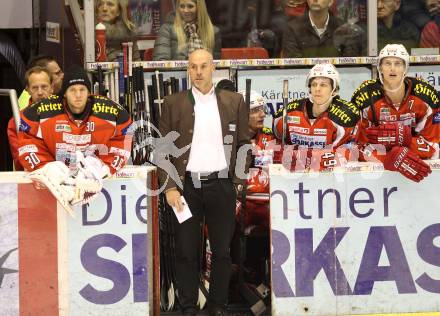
(46, 61), (64, 94)
(310, 77), (333, 105)
(179, 0), (197, 23)
(377, 0), (400, 19)
(97, 0), (120, 23)
(307, 0), (333, 12)
(249, 105), (266, 133)
(188, 49), (215, 94)
(27, 71), (53, 103)
(379, 57), (406, 86)
(65, 84), (89, 114)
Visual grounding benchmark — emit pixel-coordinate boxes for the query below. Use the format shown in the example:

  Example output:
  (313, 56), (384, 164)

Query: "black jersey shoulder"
(90, 95), (130, 124)
(408, 77), (439, 109)
(327, 96), (360, 127)
(273, 98), (306, 118)
(350, 79), (383, 110)
(22, 95), (64, 121)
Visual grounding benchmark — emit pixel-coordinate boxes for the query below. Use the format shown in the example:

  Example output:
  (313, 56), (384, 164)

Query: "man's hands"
(366, 123), (412, 149)
(384, 146), (431, 182)
(165, 188), (183, 212)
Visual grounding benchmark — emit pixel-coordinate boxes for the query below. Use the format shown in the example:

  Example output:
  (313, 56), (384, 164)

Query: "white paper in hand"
(172, 196), (192, 223)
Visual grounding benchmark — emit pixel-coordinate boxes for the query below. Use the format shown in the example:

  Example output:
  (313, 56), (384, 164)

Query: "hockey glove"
(69, 151), (109, 206)
(28, 161), (77, 215)
(383, 146), (431, 182)
(366, 123), (411, 150)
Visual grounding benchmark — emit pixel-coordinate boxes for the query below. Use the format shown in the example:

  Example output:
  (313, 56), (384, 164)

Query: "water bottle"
(95, 22), (107, 62)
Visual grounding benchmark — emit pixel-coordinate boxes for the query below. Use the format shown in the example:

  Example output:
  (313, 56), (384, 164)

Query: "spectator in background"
(18, 55), (63, 110)
(283, 0), (308, 17)
(282, 0), (343, 57)
(377, 0), (420, 52)
(7, 66), (54, 170)
(96, 0), (141, 61)
(270, 0), (308, 57)
(419, 0), (440, 48)
(400, 0), (431, 30)
(153, 0), (221, 60)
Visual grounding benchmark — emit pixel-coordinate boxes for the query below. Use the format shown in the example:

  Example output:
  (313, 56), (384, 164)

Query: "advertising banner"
(409, 65), (440, 91)
(0, 183), (19, 316)
(270, 165), (440, 316)
(0, 167), (153, 315)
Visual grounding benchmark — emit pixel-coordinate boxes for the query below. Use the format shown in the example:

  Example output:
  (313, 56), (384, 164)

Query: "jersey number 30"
(25, 152), (41, 169)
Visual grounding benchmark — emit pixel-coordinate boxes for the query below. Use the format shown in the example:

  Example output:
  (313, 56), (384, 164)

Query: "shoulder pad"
(90, 95), (130, 123)
(273, 99), (304, 118)
(261, 127), (273, 135)
(409, 77), (439, 109)
(327, 97), (360, 127)
(351, 79), (383, 110)
(24, 95), (64, 121)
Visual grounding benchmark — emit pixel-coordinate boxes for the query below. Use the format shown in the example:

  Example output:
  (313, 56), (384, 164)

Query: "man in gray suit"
(158, 49), (251, 316)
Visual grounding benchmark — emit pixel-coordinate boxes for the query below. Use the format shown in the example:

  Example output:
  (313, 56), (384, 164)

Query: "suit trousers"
(173, 174), (236, 310)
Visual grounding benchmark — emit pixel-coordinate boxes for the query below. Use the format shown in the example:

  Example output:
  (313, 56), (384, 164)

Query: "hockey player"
(237, 90), (276, 229)
(272, 63), (360, 171)
(351, 44), (438, 182)
(17, 66), (132, 212)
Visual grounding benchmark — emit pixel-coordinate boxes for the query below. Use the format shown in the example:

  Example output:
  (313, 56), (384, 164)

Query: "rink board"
(0, 166), (157, 316)
(270, 163), (440, 316)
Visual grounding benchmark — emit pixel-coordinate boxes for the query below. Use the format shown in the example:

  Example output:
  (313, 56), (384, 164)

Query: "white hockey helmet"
(306, 63), (340, 91)
(377, 44), (410, 81)
(238, 90), (265, 110)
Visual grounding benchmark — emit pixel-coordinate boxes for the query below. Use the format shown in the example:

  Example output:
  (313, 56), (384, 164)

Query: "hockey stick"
(153, 70), (164, 117)
(282, 80), (289, 146)
(122, 43), (129, 112)
(116, 53), (125, 105)
(97, 65), (104, 96)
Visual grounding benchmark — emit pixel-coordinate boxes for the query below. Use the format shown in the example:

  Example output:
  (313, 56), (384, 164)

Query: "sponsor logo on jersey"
(56, 142), (76, 151)
(19, 119), (30, 133)
(36, 102), (63, 113)
(18, 144), (38, 156)
(433, 112), (440, 124)
(313, 128), (327, 135)
(121, 126), (130, 135)
(55, 124), (72, 132)
(380, 108), (390, 115)
(287, 116), (300, 124)
(289, 126), (309, 134)
(381, 114), (397, 122)
(62, 133), (91, 145)
(92, 102), (119, 115)
(398, 113), (415, 126)
(290, 134), (327, 148)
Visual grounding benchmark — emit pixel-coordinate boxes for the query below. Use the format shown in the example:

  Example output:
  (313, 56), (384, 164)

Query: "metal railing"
(0, 89), (20, 132)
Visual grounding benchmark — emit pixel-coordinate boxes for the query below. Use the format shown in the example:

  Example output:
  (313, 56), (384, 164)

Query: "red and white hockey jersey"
(351, 77), (440, 160)
(18, 94), (132, 174)
(272, 96), (360, 149)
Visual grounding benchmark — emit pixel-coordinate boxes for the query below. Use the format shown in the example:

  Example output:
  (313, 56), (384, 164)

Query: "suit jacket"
(158, 88), (251, 192)
(282, 10), (343, 58)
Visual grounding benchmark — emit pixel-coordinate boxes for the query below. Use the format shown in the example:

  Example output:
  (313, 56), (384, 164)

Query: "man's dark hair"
(216, 79), (236, 92)
(27, 55), (58, 69)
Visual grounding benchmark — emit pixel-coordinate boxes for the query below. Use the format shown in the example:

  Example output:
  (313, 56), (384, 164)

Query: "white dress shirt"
(186, 86), (227, 172)
(309, 12), (329, 38)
